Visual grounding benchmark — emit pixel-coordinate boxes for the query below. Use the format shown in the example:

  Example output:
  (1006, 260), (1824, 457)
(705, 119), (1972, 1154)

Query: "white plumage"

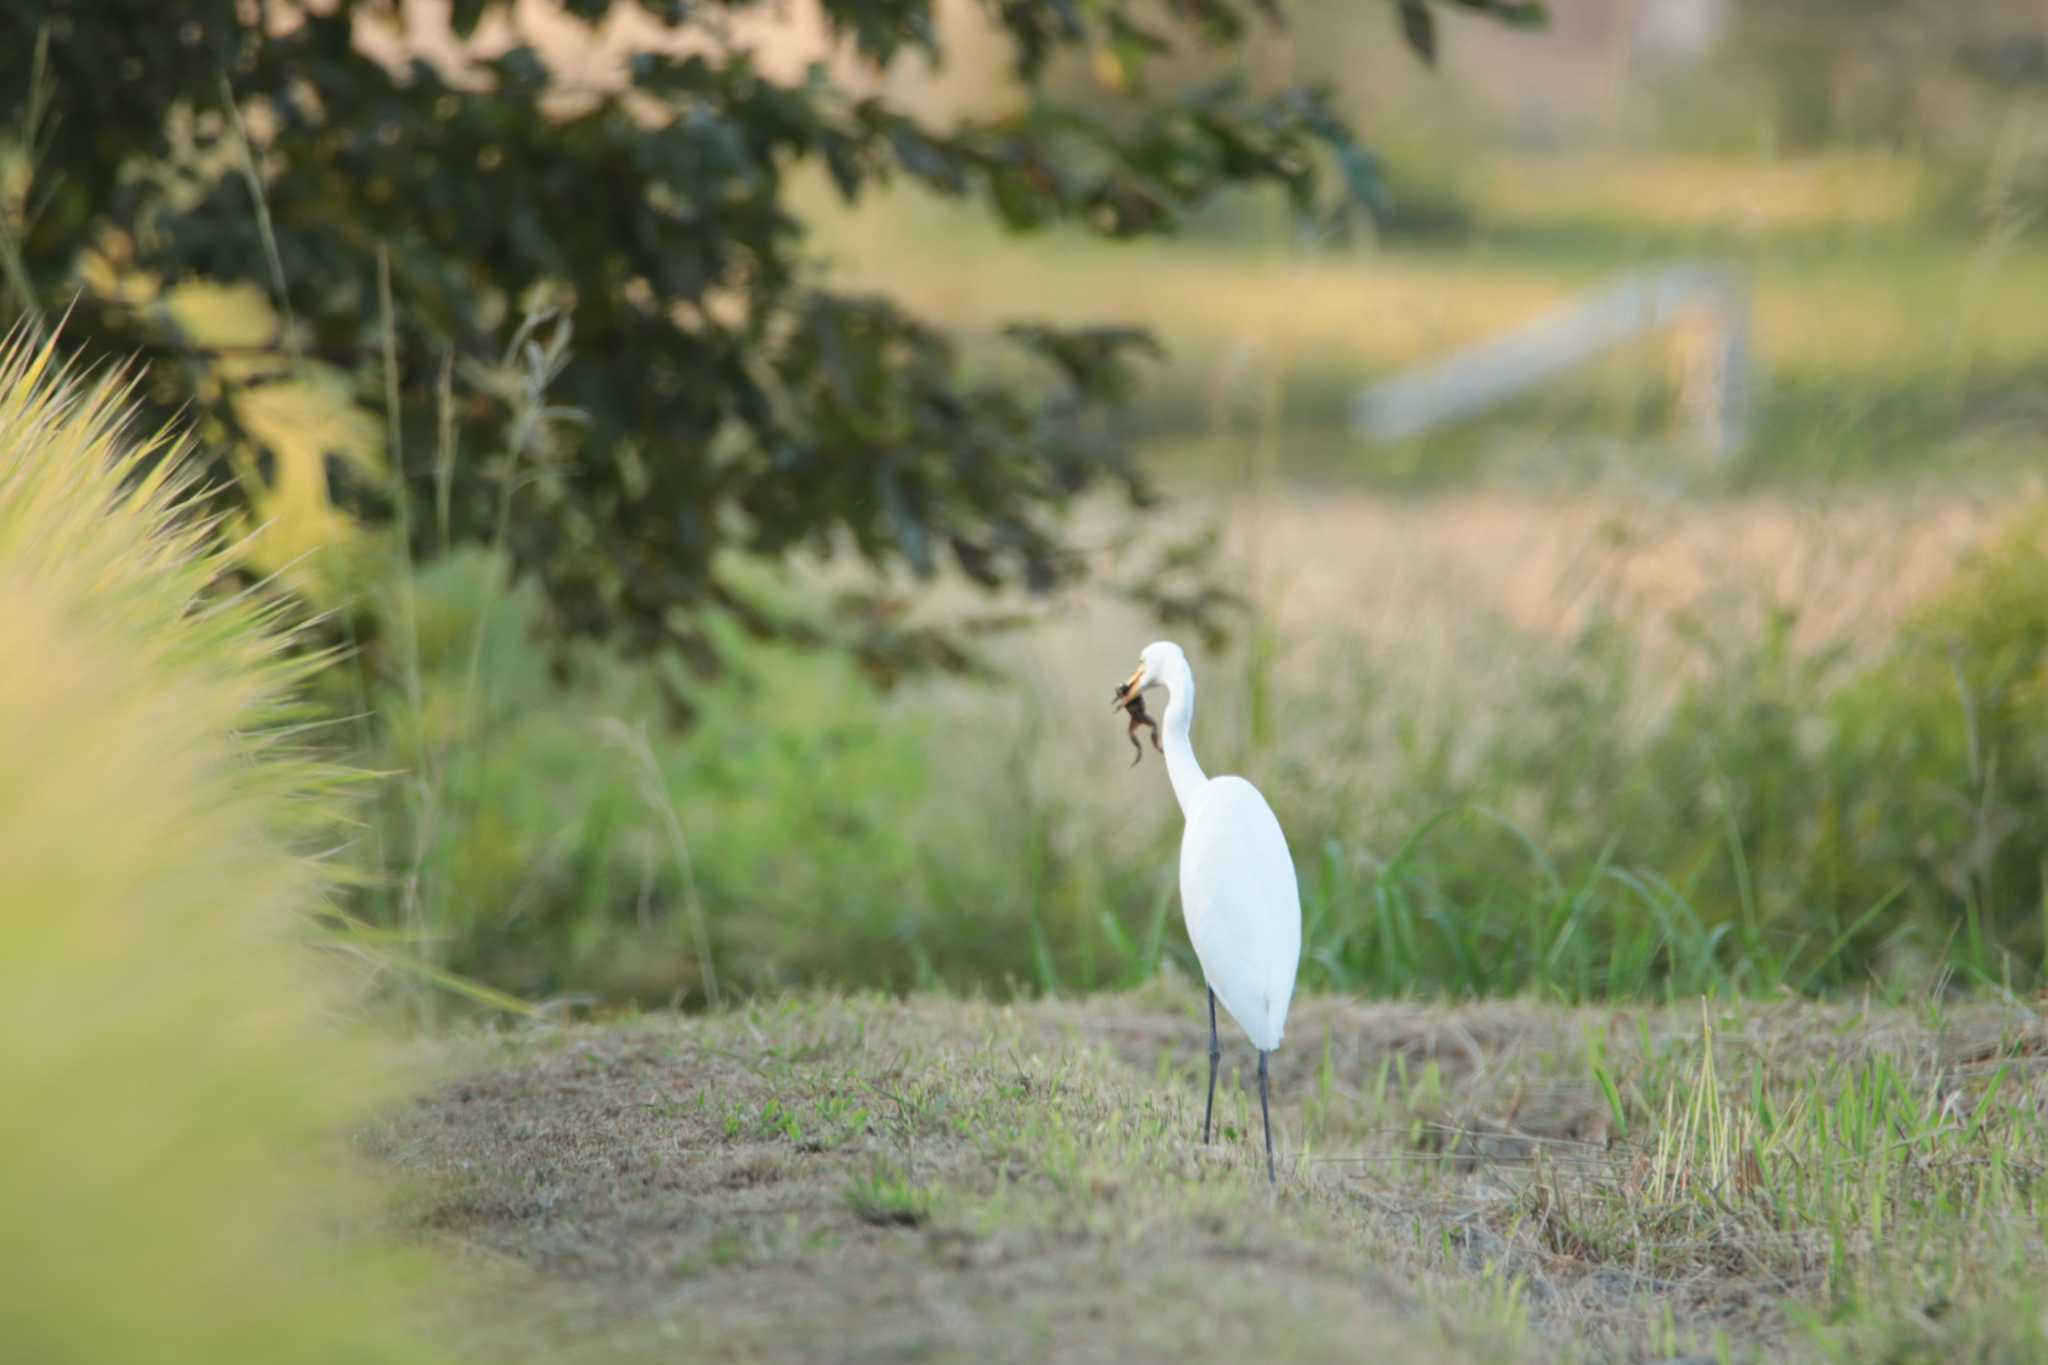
(1181, 775), (1301, 1053)
(1115, 640), (1302, 1181)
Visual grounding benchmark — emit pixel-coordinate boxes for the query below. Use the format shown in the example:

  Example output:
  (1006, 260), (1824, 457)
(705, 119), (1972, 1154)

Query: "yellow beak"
(1112, 665), (1146, 709)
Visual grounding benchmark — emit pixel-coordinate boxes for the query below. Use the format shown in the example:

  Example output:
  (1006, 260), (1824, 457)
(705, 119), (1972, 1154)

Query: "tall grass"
(341, 484), (2048, 1011)
(0, 333), (442, 1364)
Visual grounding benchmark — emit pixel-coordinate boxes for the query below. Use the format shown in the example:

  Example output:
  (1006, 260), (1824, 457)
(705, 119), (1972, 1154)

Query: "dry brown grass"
(1240, 484), (2008, 676)
(929, 479), (2017, 839)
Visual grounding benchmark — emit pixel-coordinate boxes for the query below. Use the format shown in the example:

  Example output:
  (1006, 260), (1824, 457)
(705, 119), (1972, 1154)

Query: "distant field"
(1468, 151), (1932, 237)
(994, 481), (2009, 740)
(803, 155), (2048, 484)
(816, 194), (2029, 386)
(376, 990), (2048, 1363)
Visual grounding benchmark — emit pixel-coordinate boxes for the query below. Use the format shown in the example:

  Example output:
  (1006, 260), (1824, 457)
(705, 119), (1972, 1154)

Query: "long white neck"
(1154, 655), (1208, 815)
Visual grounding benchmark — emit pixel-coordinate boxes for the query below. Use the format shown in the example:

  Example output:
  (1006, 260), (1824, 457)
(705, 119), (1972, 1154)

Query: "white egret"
(1114, 640), (1302, 1182)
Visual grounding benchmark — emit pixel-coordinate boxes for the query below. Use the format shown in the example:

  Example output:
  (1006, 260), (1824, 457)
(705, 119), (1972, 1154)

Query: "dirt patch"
(373, 995), (1531, 1362)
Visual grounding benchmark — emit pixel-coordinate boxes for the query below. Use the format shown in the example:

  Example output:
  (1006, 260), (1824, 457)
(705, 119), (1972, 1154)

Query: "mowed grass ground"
(375, 990), (2048, 1363)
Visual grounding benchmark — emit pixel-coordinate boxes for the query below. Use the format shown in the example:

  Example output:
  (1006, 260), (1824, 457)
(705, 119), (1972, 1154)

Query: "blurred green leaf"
(1398, 1), (1437, 65)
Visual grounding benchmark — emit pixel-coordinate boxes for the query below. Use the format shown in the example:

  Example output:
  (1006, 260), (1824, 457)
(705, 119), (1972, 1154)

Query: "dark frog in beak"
(1113, 666), (1161, 768)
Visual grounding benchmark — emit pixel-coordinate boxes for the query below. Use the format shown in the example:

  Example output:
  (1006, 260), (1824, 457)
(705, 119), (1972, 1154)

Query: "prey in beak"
(1113, 666), (1161, 767)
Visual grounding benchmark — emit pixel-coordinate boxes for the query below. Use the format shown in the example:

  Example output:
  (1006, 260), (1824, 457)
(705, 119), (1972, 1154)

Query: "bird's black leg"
(1258, 1049), (1275, 1184)
(1202, 988), (1221, 1144)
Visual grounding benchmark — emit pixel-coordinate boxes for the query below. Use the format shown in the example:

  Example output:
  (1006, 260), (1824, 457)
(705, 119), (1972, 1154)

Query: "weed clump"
(0, 334), (442, 1365)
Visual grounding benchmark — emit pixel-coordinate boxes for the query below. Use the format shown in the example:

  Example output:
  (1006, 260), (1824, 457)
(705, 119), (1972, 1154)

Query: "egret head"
(1112, 640), (1185, 708)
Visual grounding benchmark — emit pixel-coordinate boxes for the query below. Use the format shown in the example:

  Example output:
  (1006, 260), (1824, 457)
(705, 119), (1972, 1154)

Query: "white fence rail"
(1349, 264), (1752, 460)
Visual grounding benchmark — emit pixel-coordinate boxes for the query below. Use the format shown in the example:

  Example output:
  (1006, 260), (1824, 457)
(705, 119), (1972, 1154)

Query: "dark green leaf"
(450, 0), (489, 38)
(1398, 0), (1436, 65)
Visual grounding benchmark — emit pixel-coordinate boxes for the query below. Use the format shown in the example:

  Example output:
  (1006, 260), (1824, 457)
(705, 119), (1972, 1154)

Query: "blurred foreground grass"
(0, 335), (441, 1364)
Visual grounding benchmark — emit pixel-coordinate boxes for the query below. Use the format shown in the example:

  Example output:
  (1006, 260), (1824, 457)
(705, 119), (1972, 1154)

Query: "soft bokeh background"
(283, 0), (2048, 1012)
(15, 0), (2048, 1017)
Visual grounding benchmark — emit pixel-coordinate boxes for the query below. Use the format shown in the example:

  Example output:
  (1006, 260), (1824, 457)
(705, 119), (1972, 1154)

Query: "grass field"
(375, 988), (2048, 1363)
(348, 470), (2047, 1012)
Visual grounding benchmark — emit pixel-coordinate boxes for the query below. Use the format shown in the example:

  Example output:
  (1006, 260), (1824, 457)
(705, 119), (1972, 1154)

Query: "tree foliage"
(0, 0), (1536, 696)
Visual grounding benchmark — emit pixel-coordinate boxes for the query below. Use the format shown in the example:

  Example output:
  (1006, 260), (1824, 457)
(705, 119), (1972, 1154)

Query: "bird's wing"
(1179, 776), (1302, 1052)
